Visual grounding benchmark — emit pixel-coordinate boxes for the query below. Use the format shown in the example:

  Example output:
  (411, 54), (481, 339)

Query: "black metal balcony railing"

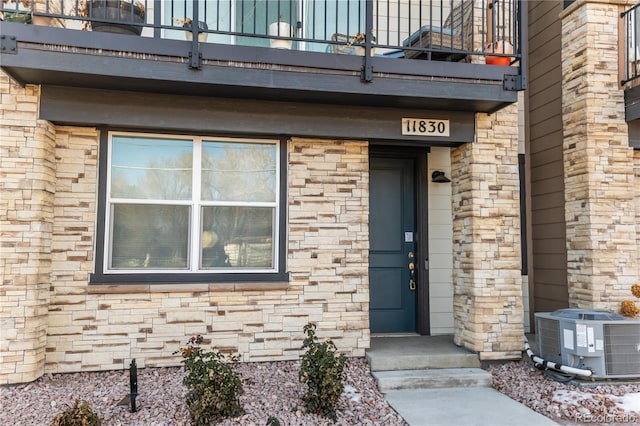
(622, 2), (640, 85)
(1, 0), (522, 64)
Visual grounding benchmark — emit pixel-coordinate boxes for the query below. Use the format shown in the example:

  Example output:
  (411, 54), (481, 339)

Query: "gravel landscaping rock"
(3, 356), (640, 425)
(488, 359), (640, 425)
(0, 358), (406, 426)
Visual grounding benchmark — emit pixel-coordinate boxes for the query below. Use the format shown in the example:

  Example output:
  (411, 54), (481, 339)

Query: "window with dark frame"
(90, 131), (288, 284)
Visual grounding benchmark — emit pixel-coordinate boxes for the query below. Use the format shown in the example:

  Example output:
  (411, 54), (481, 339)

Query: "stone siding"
(0, 77), (53, 384)
(636, 150), (640, 290)
(0, 77), (370, 383)
(561, 0), (638, 310)
(451, 103), (524, 360)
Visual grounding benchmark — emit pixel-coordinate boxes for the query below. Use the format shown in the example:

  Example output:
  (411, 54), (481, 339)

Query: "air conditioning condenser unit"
(535, 308), (640, 379)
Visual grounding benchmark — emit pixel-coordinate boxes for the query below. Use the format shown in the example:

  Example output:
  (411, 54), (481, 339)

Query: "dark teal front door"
(369, 157), (416, 333)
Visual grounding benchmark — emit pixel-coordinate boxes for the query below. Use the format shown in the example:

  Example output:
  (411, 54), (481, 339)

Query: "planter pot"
(90, 0), (145, 36)
(269, 21), (292, 49)
(485, 40), (513, 66)
(184, 20), (208, 42)
(485, 56), (511, 66)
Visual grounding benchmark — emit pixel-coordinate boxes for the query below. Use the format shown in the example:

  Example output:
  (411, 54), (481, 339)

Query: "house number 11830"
(401, 118), (450, 137)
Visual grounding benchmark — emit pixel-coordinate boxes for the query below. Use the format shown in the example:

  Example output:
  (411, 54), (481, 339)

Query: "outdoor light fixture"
(431, 170), (451, 183)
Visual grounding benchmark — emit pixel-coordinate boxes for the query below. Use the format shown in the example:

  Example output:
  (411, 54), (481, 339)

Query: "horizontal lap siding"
(526, 0), (569, 315)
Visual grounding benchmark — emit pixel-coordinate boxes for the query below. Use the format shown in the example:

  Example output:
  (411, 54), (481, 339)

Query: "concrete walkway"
(384, 387), (559, 426)
(367, 335), (559, 426)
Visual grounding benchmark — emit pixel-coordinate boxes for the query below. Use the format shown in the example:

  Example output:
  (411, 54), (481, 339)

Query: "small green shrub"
(50, 399), (101, 426)
(266, 415), (282, 426)
(298, 323), (346, 421)
(177, 335), (243, 425)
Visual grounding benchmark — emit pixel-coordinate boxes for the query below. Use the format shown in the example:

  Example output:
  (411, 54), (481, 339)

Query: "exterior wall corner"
(1, 76), (54, 384)
(451, 105), (524, 357)
(561, 0), (639, 310)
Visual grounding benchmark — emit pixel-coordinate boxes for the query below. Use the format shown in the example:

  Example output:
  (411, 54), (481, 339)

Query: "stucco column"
(451, 103), (524, 360)
(561, 0), (638, 310)
(0, 75), (54, 384)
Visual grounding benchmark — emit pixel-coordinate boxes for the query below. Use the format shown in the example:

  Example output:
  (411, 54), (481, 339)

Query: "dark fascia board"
(2, 50), (516, 111)
(1, 22), (517, 112)
(1, 22), (511, 81)
(40, 85), (476, 145)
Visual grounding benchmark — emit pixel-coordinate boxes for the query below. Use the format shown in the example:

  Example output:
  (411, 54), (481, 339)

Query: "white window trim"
(104, 131), (281, 275)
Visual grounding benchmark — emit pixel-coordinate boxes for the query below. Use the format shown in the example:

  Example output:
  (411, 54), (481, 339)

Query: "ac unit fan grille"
(604, 324), (640, 376)
(537, 317), (561, 363)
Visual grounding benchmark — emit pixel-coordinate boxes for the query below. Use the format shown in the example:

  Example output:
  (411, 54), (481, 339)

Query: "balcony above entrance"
(0, 0), (526, 113)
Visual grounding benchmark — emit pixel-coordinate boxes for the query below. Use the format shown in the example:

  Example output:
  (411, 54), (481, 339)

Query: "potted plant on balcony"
(348, 32), (376, 56)
(330, 31), (376, 56)
(485, 40), (513, 65)
(269, 15), (293, 49)
(74, 0), (145, 35)
(1, 0), (32, 23)
(175, 17), (208, 42)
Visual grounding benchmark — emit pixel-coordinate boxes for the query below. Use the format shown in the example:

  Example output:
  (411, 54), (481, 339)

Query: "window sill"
(90, 271), (288, 284)
(87, 281), (290, 294)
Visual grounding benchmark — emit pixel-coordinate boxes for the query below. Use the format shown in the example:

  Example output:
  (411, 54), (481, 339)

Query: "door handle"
(408, 261), (416, 291)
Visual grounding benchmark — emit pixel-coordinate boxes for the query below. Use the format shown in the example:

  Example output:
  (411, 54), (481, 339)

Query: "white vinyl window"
(105, 132), (280, 274)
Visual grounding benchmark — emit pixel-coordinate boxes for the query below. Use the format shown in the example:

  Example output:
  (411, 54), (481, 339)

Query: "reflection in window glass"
(105, 133), (279, 274)
(111, 136), (192, 200)
(159, 0), (366, 52)
(201, 141), (276, 202)
(201, 206), (274, 268)
(163, 0), (233, 44)
(305, 0), (364, 52)
(110, 204), (190, 269)
(235, 0), (298, 48)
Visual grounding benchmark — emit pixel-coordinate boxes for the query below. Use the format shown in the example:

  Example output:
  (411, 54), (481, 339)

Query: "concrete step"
(366, 349), (480, 372)
(372, 368), (493, 392)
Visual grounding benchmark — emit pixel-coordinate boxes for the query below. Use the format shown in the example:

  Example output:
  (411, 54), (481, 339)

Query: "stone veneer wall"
(561, 0), (638, 310)
(286, 137), (370, 351)
(451, 103), (524, 360)
(0, 76), (370, 383)
(636, 152), (640, 276)
(636, 151), (640, 279)
(0, 76), (54, 384)
(46, 136), (369, 375)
